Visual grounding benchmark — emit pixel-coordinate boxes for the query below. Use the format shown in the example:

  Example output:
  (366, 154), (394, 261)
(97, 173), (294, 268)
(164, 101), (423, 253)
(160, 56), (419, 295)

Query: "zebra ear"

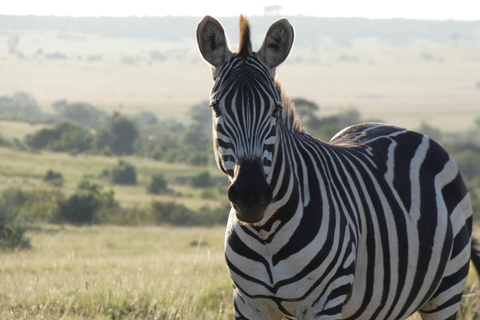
(197, 16), (232, 68)
(258, 18), (294, 69)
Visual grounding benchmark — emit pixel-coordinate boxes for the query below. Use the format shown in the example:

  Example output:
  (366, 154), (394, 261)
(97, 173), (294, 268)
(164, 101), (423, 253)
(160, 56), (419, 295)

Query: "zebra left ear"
(197, 16), (232, 69)
(258, 18), (294, 70)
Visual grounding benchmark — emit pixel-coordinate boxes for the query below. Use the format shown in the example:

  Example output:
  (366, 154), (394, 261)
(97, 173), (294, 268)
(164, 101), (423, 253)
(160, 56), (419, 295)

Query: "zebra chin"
(231, 203), (268, 224)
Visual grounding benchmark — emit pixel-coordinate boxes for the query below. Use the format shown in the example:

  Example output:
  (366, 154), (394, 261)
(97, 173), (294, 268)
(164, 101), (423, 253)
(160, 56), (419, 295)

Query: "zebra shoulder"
(329, 122), (409, 146)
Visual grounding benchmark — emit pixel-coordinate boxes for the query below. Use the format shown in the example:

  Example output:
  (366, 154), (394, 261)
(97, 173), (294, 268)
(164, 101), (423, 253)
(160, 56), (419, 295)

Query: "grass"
(1, 225), (479, 319)
(1, 225), (233, 319)
(0, 145), (227, 211)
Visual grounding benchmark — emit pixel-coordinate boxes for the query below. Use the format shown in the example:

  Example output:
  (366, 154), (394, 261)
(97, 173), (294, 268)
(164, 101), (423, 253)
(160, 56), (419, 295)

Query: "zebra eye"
(210, 102), (222, 116)
(273, 104), (282, 116)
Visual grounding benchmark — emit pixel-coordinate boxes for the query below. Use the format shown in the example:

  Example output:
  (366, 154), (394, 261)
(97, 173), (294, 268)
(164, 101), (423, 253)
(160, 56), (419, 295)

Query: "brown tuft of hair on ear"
(237, 15), (252, 59)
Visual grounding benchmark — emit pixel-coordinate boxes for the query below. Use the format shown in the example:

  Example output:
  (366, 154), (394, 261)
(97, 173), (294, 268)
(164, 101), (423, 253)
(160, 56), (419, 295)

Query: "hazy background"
(1, 4), (480, 130)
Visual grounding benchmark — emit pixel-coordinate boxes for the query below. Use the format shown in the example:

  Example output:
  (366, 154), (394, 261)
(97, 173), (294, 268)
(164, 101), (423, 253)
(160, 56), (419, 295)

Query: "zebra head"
(197, 15), (294, 224)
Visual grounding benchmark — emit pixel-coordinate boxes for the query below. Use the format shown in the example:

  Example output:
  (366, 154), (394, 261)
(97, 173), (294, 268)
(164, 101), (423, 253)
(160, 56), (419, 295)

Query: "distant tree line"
(2, 91), (480, 188)
(0, 92), (213, 166)
(0, 177), (230, 249)
(2, 91), (480, 250)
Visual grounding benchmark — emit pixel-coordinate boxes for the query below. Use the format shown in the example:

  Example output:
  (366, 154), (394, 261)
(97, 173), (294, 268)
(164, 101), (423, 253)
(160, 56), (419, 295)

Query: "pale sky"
(2, 0), (479, 20)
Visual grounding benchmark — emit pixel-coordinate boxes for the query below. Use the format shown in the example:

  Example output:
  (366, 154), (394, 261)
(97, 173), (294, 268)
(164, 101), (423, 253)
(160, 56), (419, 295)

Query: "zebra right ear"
(258, 18), (294, 70)
(197, 16), (232, 69)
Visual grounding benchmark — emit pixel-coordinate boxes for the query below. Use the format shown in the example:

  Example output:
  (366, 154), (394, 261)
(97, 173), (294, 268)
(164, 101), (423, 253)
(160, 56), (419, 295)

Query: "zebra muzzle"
(228, 157), (273, 224)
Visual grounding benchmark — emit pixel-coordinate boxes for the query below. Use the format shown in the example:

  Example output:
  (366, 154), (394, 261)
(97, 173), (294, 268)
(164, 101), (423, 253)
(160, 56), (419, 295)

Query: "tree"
(109, 160), (137, 185)
(52, 100), (107, 128)
(110, 112), (138, 154)
(57, 180), (118, 225)
(293, 98), (321, 130)
(94, 112), (139, 155)
(146, 174), (169, 194)
(0, 92), (43, 120)
(25, 122), (93, 152)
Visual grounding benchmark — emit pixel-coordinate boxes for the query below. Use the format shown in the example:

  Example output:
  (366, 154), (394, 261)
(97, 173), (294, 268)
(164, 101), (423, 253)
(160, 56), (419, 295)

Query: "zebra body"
(196, 15), (477, 319)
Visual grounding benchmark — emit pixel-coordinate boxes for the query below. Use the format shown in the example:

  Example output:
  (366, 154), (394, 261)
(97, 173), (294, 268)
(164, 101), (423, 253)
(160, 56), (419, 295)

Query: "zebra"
(196, 15), (480, 320)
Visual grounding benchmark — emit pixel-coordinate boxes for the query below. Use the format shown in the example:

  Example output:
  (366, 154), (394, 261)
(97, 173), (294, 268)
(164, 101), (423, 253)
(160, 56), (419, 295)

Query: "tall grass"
(1, 225), (479, 319)
(1, 226), (233, 319)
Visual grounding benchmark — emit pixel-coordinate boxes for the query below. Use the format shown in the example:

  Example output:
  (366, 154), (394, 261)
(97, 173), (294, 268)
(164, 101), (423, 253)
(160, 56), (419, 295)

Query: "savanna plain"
(1, 16), (480, 319)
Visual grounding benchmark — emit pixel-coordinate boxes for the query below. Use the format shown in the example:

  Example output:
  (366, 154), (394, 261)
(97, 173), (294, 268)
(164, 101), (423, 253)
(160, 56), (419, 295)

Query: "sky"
(1, 0), (479, 20)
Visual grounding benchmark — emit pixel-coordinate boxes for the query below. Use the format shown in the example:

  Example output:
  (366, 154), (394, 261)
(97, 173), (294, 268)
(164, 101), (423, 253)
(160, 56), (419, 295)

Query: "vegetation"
(107, 160), (137, 185)
(0, 200), (30, 250)
(146, 174), (169, 194)
(1, 16), (479, 316)
(43, 169), (64, 187)
(1, 226), (234, 319)
(0, 225), (478, 319)
(0, 91), (479, 229)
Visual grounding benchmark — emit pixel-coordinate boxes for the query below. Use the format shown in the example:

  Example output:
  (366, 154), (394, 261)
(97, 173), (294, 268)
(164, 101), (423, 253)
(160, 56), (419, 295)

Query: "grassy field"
(1, 44), (479, 131)
(1, 32), (480, 319)
(1, 225), (479, 320)
(0, 143), (226, 212)
(1, 225), (233, 319)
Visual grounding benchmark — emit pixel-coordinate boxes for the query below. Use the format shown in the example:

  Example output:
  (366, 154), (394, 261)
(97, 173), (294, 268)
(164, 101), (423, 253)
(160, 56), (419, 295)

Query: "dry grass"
(1, 226), (233, 319)
(1, 226), (479, 319)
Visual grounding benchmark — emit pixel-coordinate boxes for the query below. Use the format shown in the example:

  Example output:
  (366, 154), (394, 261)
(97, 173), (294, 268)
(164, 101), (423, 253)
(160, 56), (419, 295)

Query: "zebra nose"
(228, 158), (273, 223)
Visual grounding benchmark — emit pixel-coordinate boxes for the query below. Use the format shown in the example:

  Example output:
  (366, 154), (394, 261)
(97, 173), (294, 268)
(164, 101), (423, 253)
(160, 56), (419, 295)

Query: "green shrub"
(150, 201), (199, 226)
(109, 160), (137, 185)
(0, 198), (30, 250)
(200, 188), (217, 199)
(146, 174), (168, 194)
(150, 200), (229, 226)
(197, 203), (230, 226)
(25, 122), (93, 152)
(57, 180), (119, 225)
(93, 112), (139, 155)
(190, 171), (213, 188)
(44, 169), (64, 187)
(1, 188), (62, 224)
(0, 91), (43, 121)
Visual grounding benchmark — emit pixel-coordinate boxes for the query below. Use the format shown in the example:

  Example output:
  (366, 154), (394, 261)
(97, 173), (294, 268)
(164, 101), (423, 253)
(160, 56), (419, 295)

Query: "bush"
(94, 112), (139, 155)
(0, 196), (30, 250)
(44, 169), (64, 187)
(25, 122), (93, 153)
(1, 188), (62, 224)
(150, 200), (229, 226)
(109, 160), (137, 185)
(190, 171), (213, 188)
(146, 174), (168, 194)
(57, 180), (119, 225)
(150, 201), (199, 226)
(52, 100), (107, 128)
(0, 91), (43, 121)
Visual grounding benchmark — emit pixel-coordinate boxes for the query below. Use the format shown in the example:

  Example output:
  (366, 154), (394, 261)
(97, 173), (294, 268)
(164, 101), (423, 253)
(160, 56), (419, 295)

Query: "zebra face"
(209, 59), (280, 223)
(209, 56), (281, 178)
(197, 15), (294, 224)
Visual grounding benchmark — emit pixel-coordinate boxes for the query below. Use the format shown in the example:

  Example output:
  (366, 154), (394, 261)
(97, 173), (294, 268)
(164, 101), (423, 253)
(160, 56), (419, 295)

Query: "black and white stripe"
(197, 15), (479, 320)
(210, 54), (280, 179)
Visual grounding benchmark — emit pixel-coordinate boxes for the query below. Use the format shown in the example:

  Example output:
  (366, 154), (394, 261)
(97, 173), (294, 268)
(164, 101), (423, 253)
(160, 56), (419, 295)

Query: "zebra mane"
(275, 80), (306, 134)
(237, 15), (252, 58)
